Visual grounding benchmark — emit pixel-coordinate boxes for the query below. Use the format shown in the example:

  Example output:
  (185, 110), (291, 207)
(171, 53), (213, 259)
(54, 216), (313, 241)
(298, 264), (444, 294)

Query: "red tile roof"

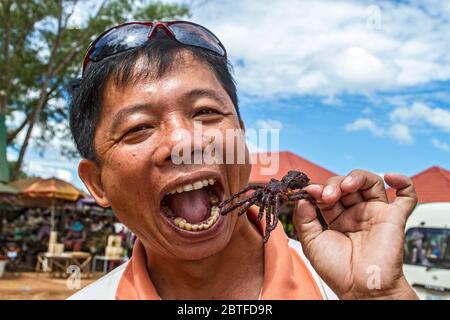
(249, 151), (337, 185)
(387, 166), (450, 203)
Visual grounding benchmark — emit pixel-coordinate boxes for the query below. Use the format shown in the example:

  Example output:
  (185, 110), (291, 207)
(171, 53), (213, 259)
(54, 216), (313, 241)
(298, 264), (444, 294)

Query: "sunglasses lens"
(90, 24), (151, 62)
(168, 22), (225, 56)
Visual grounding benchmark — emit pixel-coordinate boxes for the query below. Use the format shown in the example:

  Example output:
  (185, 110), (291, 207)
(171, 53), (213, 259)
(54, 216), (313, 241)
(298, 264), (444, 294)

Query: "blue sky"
(7, 0), (450, 189)
(240, 83), (450, 177)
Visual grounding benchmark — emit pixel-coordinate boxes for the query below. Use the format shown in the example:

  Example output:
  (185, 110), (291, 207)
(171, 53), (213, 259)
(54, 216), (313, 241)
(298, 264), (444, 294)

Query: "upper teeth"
(167, 178), (215, 195)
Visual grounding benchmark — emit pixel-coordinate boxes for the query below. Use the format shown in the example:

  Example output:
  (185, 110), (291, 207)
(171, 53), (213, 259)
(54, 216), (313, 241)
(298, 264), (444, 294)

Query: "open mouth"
(160, 177), (224, 233)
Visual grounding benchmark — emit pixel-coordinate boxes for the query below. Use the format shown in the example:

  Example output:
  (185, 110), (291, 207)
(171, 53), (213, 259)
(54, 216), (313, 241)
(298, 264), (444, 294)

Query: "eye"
(194, 108), (222, 117)
(121, 124), (153, 140)
(128, 124), (151, 134)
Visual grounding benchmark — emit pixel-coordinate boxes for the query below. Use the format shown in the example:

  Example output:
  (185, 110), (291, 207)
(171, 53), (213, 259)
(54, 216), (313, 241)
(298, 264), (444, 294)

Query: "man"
(69, 21), (418, 299)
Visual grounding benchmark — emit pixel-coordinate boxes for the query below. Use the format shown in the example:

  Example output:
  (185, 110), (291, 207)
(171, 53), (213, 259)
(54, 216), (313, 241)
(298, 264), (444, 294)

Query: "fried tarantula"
(219, 170), (323, 243)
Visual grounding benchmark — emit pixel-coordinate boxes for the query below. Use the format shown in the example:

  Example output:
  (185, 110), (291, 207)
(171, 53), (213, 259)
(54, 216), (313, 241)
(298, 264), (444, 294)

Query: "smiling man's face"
(79, 51), (251, 260)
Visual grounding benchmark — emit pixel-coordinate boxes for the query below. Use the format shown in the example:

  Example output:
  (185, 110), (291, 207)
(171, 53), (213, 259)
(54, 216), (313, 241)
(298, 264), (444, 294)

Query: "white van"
(403, 202), (450, 300)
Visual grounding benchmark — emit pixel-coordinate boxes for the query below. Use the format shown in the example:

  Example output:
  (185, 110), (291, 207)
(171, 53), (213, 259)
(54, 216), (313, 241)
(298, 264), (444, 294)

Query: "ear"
(78, 159), (110, 208)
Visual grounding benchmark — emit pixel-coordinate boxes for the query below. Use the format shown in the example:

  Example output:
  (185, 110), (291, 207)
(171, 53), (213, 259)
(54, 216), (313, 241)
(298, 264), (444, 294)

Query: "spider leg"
(218, 184), (262, 208)
(288, 190), (315, 202)
(289, 191), (328, 229)
(289, 191), (321, 215)
(267, 193), (281, 232)
(220, 193), (258, 216)
(257, 194), (268, 221)
(236, 197), (259, 216)
(263, 195), (273, 243)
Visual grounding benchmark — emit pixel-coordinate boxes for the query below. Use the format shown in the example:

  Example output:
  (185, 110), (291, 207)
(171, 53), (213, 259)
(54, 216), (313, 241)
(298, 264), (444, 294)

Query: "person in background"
(64, 218), (86, 251)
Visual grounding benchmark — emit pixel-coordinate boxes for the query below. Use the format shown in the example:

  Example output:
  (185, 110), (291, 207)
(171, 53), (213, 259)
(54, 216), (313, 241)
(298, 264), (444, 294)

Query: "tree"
(0, 0), (190, 180)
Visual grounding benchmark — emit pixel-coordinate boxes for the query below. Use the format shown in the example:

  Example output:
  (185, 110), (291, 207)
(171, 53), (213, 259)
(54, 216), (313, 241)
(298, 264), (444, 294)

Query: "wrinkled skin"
(78, 52), (264, 299)
(295, 171), (419, 299)
(78, 50), (418, 300)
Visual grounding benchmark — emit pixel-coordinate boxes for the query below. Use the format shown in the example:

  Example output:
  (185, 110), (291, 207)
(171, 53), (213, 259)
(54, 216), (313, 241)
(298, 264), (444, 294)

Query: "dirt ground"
(0, 272), (100, 300)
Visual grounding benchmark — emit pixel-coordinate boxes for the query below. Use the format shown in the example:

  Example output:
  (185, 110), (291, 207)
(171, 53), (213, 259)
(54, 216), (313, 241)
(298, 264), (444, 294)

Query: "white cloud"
(431, 138), (450, 152)
(6, 111), (27, 129)
(347, 100), (450, 146)
(345, 102), (450, 146)
(55, 168), (74, 182)
(67, 1), (105, 28)
(388, 123), (413, 144)
(345, 118), (384, 136)
(390, 102), (450, 132)
(246, 119), (282, 152)
(345, 118), (414, 144)
(10, 112), (76, 154)
(256, 119), (284, 130)
(24, 160), (74, 182)
(6, 149), (17, 162)
(190, 0), (450, 97)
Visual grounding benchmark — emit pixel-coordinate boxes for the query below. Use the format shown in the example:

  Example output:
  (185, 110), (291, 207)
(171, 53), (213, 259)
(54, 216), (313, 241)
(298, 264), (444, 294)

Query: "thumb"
(384, 173), (418, 217)
(293, 197), (324, 253)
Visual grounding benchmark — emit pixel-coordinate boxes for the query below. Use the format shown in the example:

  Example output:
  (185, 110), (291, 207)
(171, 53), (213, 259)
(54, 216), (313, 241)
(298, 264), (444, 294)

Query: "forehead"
(101, 52), (227, 113)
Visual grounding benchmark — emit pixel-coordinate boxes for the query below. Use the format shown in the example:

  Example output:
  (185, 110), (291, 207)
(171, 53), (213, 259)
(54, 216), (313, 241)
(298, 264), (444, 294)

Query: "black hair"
(69, 36), (239, 162)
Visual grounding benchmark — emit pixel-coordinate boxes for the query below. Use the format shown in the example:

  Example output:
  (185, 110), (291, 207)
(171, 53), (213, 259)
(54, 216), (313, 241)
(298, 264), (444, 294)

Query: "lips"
(160, 175), (224, 234)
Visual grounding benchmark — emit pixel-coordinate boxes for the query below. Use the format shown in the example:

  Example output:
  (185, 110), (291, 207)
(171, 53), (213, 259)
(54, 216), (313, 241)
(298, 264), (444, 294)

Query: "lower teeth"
(173, 206), (219, 231)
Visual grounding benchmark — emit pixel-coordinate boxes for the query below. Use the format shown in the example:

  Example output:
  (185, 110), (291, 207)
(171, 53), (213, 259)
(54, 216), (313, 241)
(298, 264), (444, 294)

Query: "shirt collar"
(116, 207), (323, 299)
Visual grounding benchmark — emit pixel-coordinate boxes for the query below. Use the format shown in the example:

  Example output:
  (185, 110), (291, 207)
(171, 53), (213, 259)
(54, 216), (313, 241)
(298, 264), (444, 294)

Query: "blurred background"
(0, 0), (449, 299)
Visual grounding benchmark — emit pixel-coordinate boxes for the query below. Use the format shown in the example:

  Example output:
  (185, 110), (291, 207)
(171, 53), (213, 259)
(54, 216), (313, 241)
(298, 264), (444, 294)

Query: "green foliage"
(0, 0), (190, 176)
(7, 161), (29, 180)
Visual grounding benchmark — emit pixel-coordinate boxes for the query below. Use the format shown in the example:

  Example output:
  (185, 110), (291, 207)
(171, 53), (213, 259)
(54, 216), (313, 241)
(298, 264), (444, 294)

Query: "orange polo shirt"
(115, 207), (324, 300)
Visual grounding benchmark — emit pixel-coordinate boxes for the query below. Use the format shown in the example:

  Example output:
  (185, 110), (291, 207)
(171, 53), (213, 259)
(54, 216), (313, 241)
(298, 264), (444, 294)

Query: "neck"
(144, 215), (264, 299)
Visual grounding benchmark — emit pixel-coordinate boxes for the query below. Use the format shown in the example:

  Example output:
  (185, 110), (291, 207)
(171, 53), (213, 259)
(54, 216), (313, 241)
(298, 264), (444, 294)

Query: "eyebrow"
(109, 88), (228, 134)
(110, 103), (153, 134)
(179, 88), (228, 108)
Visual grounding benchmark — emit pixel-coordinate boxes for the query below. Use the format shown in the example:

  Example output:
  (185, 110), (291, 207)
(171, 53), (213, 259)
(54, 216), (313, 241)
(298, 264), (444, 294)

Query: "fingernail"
(343, 175), (353, 185)
(323, 185), (334, 197)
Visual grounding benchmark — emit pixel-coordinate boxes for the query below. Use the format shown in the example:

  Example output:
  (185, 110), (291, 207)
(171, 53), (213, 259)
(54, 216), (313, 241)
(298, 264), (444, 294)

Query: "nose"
(153, 115), (209, 167)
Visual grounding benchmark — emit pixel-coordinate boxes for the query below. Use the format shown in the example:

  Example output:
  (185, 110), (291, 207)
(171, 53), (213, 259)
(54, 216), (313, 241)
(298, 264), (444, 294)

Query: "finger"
(303, 184), (323, 201)
(341, 170), (388, 203)
(328, 209), (370, 233)
(321, 176), (344, 204)
(340, 191), (364, 208)
(384, 173), (418, 217)
(320, 200), (346, 225)
(304, 184), (345, 224)
(293, 199), (323, 249)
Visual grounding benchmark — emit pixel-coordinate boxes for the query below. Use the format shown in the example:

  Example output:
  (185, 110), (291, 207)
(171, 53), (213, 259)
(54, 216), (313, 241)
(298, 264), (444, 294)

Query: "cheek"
(211, 121), (251, 194)
(207, 118), (248, 163)
(101, 154), (162, 241)
(225, 162), (251, 195)
(100, 144), (157, 216)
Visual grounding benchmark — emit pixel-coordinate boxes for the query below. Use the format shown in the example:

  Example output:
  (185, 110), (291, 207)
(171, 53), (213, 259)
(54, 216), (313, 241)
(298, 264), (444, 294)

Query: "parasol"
(11, 177), (86, 230)
(0, 182), (21, 218)
(0, 182), (18, 195)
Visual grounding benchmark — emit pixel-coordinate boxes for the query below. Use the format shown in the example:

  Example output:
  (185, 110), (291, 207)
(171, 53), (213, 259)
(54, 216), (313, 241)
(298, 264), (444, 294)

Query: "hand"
(293, 170), (419, 299)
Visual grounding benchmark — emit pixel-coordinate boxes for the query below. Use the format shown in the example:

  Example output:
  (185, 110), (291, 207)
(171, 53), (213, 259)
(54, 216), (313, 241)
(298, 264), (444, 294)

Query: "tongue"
(165, 188), (211, 224)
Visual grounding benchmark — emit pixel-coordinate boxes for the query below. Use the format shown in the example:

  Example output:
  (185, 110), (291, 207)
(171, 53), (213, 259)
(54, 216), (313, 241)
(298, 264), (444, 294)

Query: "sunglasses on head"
(82, 21), (227, 76)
